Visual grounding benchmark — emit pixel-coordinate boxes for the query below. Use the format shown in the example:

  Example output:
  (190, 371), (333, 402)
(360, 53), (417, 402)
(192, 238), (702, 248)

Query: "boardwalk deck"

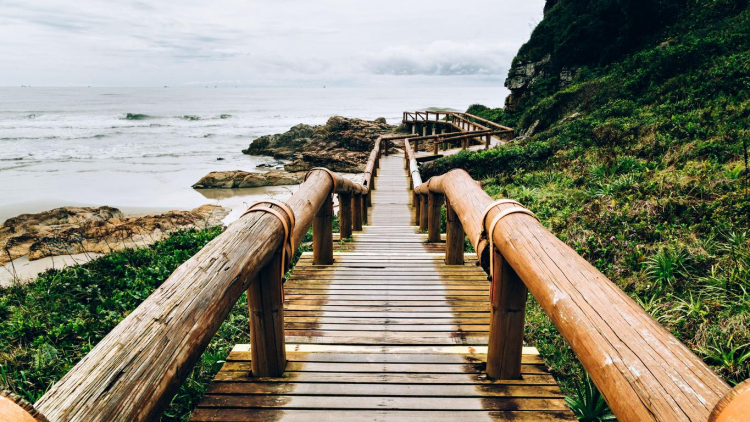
(191, 155), (575, 421)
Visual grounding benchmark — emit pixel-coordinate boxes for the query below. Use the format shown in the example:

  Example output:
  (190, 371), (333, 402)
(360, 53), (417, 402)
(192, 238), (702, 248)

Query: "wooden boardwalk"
(190, 155), (575, 421)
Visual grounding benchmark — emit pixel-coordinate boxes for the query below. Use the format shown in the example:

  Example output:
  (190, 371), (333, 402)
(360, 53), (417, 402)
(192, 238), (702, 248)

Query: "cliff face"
(504, 0), (691, 117)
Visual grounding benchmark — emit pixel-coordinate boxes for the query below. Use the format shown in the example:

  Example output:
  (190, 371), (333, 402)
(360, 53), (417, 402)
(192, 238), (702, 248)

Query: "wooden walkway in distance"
(190, 154), (575, 421)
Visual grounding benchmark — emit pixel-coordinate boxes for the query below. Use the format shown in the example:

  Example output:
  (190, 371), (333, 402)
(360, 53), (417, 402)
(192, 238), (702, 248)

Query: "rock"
(0, 205), (229, 265)
(242, 116), (394, 173)
(216, 157), (225, 161)
(374, 117), (387, 124)
(192, 170), (304, 189)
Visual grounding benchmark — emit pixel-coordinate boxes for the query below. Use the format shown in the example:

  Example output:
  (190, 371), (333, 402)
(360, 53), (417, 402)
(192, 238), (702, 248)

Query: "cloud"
(364, 41), (512, 76)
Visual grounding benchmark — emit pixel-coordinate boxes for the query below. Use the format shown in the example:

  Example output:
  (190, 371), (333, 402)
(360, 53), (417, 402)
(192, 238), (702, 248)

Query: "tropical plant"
(565, 374), (617, 422)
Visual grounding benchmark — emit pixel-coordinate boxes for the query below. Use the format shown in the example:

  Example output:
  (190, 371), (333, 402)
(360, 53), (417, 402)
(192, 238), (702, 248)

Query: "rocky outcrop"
(192, 170), (304, 189)
(0, 205), (228, 265)
(242, 116), (393, 173)
(504, 53), (577, 113)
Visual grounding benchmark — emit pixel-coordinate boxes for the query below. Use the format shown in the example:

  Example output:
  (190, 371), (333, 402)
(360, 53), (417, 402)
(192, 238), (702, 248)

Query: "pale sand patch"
(1, 253), (104, 287)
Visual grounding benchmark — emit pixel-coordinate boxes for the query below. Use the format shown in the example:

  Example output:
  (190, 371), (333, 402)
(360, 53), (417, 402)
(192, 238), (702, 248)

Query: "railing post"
(427, 192), (442, 243)
(361, 194), (368, 225)
(384, 139), (389, 156)
(419, 194), (428, 231)
(433, 139), (439, 154)
(485, 134), (491, 149)
(248, 250), (287, 377)
(313, 193), (334, 265)
(339, 193), (352, 240)
(413, 192), (421, 225)
(353, 193), (363, 231)
(415, 139), (419, 152)
(487, 247), (527, 380)
(445, 198), (464, 264)
(422, 124), (428, 137)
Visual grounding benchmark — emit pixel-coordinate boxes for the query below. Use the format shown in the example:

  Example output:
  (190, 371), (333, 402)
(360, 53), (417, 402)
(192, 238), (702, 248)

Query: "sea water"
(0, 86), (505, 223)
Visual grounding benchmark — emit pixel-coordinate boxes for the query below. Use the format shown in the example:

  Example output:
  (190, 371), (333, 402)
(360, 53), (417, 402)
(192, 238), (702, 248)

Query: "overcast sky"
(0, 0), (545, 88)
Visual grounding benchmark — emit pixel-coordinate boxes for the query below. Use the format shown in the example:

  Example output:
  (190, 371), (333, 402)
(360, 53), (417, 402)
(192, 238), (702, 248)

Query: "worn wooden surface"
(192, 156), (574, 421)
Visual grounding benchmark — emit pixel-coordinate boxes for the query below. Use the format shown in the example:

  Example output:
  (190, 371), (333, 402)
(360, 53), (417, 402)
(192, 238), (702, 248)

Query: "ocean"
(0, 86), (505, 223)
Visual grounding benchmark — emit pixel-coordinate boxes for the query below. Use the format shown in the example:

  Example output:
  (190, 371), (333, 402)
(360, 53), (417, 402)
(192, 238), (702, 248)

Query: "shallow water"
(0, 86), (504, 222)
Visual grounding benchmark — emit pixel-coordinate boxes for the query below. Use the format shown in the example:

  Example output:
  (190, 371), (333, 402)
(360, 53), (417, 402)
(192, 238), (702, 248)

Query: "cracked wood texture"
(191, 155), (575, 421)
(34, 170), (336, 422)
(417, 169), (730, 421)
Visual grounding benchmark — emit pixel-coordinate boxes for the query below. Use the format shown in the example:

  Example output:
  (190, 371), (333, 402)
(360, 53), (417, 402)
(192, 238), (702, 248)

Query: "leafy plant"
(565, 374), (617, 422)
(644, 248), (688, 291)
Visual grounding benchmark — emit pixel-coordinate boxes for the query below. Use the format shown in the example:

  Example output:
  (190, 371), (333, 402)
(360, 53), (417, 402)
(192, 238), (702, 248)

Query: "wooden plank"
(190, 409), (576, 422)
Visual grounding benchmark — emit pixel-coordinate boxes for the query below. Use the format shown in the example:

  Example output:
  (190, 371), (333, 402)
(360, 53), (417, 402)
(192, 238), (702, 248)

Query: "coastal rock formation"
(0, 205), (228, 265)
(242, 116), (393, 172)
(192, 170), (304, 189)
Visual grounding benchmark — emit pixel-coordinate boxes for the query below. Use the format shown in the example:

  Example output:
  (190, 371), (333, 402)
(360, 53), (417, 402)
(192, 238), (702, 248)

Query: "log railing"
(405, 156), (740, 421)
(402, 110), (515, 149)
(25, 138), (383, 422)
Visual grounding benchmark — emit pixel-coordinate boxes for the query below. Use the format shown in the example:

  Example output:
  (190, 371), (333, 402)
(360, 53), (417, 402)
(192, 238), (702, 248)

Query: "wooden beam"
(313, 194), (334, 265)
(352, 194), (363, 231)
(248, 251), (286, 377)
(427, 192), (443, 243)
(339, 193), (352, 240)
(419, 194), (428, 231)
(487, 248), (527, 379)
(444, 199), (464, 265)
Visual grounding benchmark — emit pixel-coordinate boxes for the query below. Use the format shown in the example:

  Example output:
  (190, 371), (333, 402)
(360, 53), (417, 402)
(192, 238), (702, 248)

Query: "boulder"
(0, 205), (229, 265)
(192, 170), (304, 189)
(242, 116), (394, 173)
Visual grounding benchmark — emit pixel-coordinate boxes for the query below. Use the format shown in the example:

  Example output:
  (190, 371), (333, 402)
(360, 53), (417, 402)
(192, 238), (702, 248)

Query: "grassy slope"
(425, 0), (750, 399)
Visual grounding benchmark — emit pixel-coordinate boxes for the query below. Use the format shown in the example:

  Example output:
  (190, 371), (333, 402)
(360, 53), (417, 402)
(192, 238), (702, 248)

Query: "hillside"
(424, 0), (750, 409)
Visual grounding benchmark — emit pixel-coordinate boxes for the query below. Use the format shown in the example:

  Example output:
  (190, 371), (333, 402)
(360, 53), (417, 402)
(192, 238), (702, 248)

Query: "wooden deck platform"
(190, 155), (575, 421)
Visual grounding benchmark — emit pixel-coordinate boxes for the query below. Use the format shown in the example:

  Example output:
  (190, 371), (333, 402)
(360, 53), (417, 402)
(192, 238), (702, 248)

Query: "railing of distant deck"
(403, 138), (748, 422)
(402, 110), (515, 151)
(5, 139), (385, 422)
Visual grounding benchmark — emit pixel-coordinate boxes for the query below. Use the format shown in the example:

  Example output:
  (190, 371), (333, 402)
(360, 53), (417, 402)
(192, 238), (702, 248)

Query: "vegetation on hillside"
(424, 0), (750, 412)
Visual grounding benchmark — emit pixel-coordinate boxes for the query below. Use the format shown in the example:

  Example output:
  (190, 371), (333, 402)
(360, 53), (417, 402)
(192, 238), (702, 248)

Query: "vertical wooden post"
(433, 139), (439, 154)
(313, 193), (333, 265)
(485, 134), (491, 150)
(415, 139), (419, 152)
(413, 192), (421, 225)
(361, 194), (368, 225)
(352, 194), (363, 231)
(422, 125), (428, 137)
(339, 193), (352, 240)
(487, 248), (528, 380)
(411, 124), (416, 134)
(384, 139), (389, 156)
(427, 192), (442, 243)
(419, 194), (428, 231)
(445, 199), (464, 265)
(248, 251), (286, 377)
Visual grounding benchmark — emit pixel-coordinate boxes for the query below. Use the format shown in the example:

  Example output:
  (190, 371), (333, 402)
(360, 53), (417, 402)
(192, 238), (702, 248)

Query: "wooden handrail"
(34, 138), (382, 422)
(413, 169), (730, 422)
